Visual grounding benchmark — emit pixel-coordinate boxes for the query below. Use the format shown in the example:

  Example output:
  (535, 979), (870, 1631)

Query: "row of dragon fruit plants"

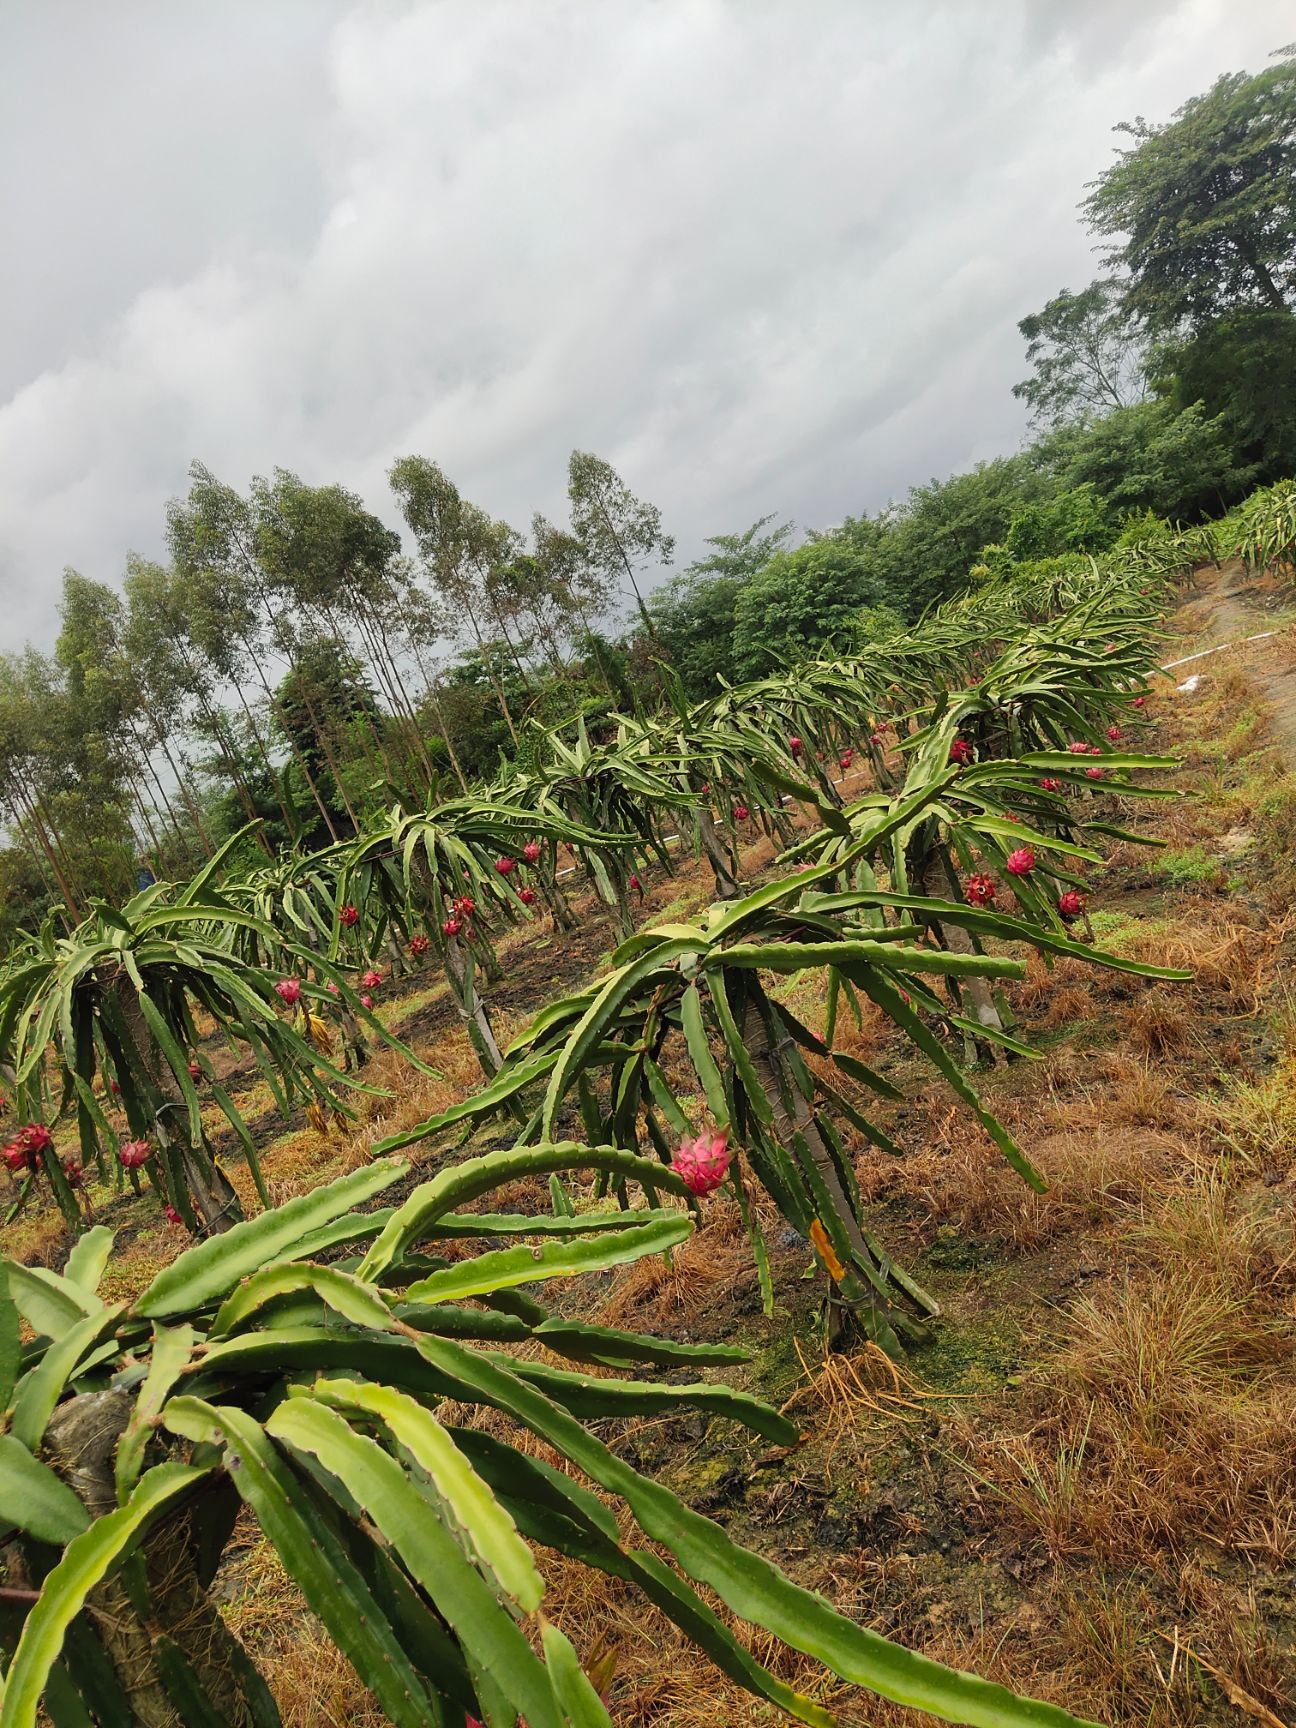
(0, 527), (1192, 1354)
(0, 521), (1212, 1728)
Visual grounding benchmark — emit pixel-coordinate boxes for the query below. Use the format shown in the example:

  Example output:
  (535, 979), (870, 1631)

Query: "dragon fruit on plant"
(671, 1127), (731, 1196)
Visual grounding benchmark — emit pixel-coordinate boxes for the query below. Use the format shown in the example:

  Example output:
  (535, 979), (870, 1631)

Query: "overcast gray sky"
(0, 1), (1289, 648)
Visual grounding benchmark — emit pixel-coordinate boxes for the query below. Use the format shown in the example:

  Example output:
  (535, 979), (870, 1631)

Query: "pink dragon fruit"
(275, 978), (301, 1006)
(119, 1139), (152, 1169)
(523, 840), (541, 864)
(1005, 847), (1036, 877)
(671, 1127), (731, 1196)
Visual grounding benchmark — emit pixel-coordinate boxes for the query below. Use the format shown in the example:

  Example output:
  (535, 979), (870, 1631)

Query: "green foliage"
(1037, 398), (1255, 522)
(1013, 281), (1148, 425)
(731, 536), (904, 678)
(1084, 48), (1296, 334)
(0, 1157), (1096, 1728)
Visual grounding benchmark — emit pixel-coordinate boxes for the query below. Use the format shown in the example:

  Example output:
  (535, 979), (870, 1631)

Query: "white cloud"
(0, 0), (1289, 646)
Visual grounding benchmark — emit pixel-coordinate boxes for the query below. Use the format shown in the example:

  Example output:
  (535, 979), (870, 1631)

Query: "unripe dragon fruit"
(671, 1127), (731, 1196)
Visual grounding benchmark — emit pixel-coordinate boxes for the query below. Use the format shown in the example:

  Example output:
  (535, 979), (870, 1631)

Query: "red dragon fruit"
(671, 1127), (731, 1196)
(1106, 725), (1122, 741)
(839, 748), (854, 770)
(409, 934), (431, 958)
(1057, 890), (1086, 922)
(964, 873), (996, 906)
(188, 1061), (202, 1081)
(361, 969), (383, 991)
(62, 1159), (84, 1188)
(275, 978), (302, 1006)
(495, 856), (517, 876)
(456, 896), (476, 918)
(1039, 777), (1062, 793)
(443, 917), (463, 937)
(1086, 765), (1105, 780)
(1132, 696), (1145, 709)
(949, 738), (974, 765)
(1005, 847), (1036, 877)
(163, 1204), (183, 1226)
(119, 1139), (152, 1170)
(1067, 741), (1090, 754)
(360, 994), (375, 1012)
(788, 735), (803, 755)
(523, 840), (541, 864)
(733, 803), (750, 821)
(339, 903), (359, 927)
(518, 887), (536, 906)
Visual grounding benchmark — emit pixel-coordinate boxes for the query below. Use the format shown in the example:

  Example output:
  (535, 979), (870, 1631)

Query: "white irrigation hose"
(1160, 630), (1276, 672)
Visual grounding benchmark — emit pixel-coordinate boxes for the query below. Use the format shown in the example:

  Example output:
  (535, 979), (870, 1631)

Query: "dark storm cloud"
(0, 0), (1288, 646)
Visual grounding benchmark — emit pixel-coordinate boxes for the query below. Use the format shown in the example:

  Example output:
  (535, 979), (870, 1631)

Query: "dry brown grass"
(979, 1244), (1296, 1566)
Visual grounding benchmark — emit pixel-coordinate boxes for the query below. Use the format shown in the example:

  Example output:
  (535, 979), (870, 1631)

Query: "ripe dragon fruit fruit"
(456, 896), (476, 917)
(671, 1127), (731, 1196)
(119, 1139), (152, 1169)
(518, 887), (536, 905)
(1005, 847), (1036, 877)
(2, 1138), (33, 1173)
(628, 873), (641, 892)
(339, 903), (359, 927)
(495, 856), (517, 876)
(949, 738), (974, 765)
(1087, 743), (1103, 755)
(1107, 725), (1122, 741)
(62, 1160), (84, 1188)
(788, 735), (803, 755)
(188, 1061), (202, 1081)
(16, 1124), (52, 1157)
(443, 916), (462, 937)
(163, 1204), (183, 1225)
(409, 934), (431, 957)
(964, 873), (996, 906)
(839, 748), (854, 769)
(523, 840), (541, 864)
(361, 969), (383, 990)
(1039, 777), (1062, 793)
(1057, 890), (1086, 922)
(275, 978), (302, 1005)
(1132, 696), (1145, 709)
(325, 980), (340, 995)
(732, 803), (750, 821)
(360, 994), (375, 1011)
(1086, 765), (1105, 780)
(1067, 740), (1090, 754)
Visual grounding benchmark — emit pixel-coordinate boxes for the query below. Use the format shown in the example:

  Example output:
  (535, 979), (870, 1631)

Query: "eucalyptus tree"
(166, 462), (338, 842)
(122, 559), (270, 852)
(390, 456), (524, 746)
(567, 450), (674, 641)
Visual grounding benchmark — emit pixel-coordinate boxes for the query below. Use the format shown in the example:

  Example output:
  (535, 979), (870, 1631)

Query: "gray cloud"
(1, 0), (1288, 648)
